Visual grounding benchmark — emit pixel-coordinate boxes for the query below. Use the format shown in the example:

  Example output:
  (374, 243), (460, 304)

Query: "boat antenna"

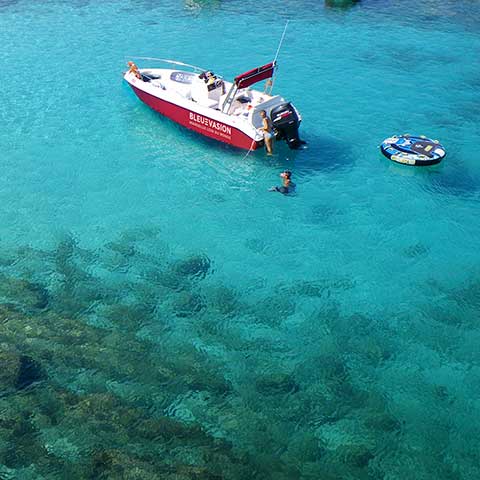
(266, 20), (289, 95)
(274, 20), (289, 64)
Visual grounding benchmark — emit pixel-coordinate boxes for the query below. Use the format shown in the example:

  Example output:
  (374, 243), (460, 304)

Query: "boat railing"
(128, 57), (210, 75)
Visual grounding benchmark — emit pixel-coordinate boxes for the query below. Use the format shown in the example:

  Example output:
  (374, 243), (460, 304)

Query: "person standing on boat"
(260, 110), (274, 155)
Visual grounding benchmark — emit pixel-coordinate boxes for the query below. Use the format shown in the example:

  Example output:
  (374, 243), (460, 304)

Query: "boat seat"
(198, 98), (219, 109)
(207, 82), (223, 101)
(191, 76), (219, 108)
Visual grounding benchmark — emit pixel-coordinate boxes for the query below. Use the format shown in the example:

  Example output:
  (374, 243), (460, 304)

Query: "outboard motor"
(270, 102), (304, 149)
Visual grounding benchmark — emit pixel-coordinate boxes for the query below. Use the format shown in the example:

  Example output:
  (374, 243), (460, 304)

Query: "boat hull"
(129, 84), (261, 150)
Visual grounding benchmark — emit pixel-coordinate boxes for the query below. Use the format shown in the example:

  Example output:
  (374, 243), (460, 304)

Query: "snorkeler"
(269, 170), (294, 195)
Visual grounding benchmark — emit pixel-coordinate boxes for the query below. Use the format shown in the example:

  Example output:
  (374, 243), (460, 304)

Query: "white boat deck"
(136, 68), (284, 129)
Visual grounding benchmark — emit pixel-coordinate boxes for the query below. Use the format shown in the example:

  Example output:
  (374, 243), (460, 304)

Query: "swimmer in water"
(269, 170), (294, 194)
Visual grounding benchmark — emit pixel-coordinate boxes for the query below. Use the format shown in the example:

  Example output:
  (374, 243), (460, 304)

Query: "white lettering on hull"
(189, 112), (232, 138)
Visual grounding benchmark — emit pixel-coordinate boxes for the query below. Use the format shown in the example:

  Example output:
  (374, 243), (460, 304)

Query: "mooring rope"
(239, 138), (257, 161)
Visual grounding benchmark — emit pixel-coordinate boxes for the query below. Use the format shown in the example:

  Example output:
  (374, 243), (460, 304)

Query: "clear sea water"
(1, 0), (479, 478)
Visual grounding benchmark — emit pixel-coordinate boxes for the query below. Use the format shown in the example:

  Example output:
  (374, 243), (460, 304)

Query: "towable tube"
(381, 134), (446, 166)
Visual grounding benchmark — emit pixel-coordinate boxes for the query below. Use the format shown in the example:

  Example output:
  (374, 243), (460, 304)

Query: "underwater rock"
(54, 234), (82, 278)
(0, 346), (43, 391)
(118, 225), (161, 243)
(255, 372), (299, 395)
(3, 438), (48, 470)
(292, 280), (327, 298)
(0, 405), (50, 469)
(452, 278), (480, 310)
(105, 241), (136, 258)
(365, 411), (401, 433)
(0, 254), (16, 267)
(162, 348), (233, 396)
(244, 237), (268, 254)
(172, 291), (205, 317)
(283, 431), (324, 465)
(133, 416), (207, 443)
(27, 283), (49, 310)
(90, 449), (164, 480)
(72, 393), (123, 421)
(66, 392), (146, 442)
(244, 449), (300, 480)
(172, 464), (223, 480)
(316, 418), (377, 479)
(0, 274), (49, 310)
(339, 444), (375, 468)
(314, 354), (349, 383)
(205, 285), (238, 315)
(30, 235), (92, 271)
(54, 233), (76, 260)
(403, 242), (429, 258)
(179, 360), (233, 396)
(103, 303), (154, 331)
(86, 412), (238, 478)
(52, 236), (103, 312)
(252, 295), (296, 326)
(51, 274), (111, 318)
(30, 386), (70, 428)
(0, 347), (21, 390)
(16, 355), (44, 389)
(289, 278), (355, 299)
(325, 0), (359, 9)
(173, 254), (211, 280)
(307, 203), (342, 225)
(185, 373), (232, 396)
(344, 332), (393, 368)
(307, 353), (369, 411)
(99, 251), (131, 272)
(90, 447), (230, 480)
(145, 268), (186, 292)
(300, 462), (344, 480)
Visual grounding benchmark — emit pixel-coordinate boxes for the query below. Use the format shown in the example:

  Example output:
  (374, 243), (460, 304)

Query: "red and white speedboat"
(123, 58), (303, 151)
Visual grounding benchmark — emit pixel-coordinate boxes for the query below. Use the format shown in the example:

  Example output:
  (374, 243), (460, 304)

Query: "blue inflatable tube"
(381, 134), (446, 166)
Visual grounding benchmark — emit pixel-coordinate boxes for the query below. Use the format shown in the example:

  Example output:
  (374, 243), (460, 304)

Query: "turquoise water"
(1, 0), (480, 478)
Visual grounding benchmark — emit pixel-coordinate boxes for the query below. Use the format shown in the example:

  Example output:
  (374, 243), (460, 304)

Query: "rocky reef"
(0, 231), (478, 479)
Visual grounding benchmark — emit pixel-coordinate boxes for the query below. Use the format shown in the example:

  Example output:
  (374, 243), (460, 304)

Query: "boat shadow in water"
(288, 131), (356, 173)
(324, 0), (360, 11)
(131, 102), (245, 152)
(129, 99), (354, 173)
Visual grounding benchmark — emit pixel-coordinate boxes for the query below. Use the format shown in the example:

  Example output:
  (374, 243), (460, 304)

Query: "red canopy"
(234, 61), (276, 89)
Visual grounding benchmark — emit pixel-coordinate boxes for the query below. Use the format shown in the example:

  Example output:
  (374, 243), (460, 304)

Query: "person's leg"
(265, 135), (273, 154)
